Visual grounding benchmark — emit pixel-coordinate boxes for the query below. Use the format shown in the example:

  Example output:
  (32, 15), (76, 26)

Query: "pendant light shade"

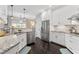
(0, 17), (4, 24)
(23, 8), (27, 23)
(23, 8), (26, 19)
(10, 5), (14, 19)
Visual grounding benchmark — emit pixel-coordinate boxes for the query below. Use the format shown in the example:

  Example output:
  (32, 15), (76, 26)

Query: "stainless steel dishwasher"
(27, 29), (35, 45)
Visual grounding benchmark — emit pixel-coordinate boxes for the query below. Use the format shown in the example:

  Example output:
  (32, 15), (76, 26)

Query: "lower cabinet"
(5, 33), (27, 54)
(65, 34), (79, 54)
(56, 33), (65, 46)
(4, 44), (19, 54)
(50, 31), (65, 46)
(50, 32), (59, 44)
(0, 33), (30, 54)
(50, 32), (79, 54)
(17, 33), (27, 51)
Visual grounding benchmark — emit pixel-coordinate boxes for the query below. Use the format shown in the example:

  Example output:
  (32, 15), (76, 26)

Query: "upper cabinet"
(41, 10), (51, 21)
(51, 6), (79, 25)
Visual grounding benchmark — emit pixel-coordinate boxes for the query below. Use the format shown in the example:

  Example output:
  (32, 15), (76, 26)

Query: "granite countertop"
(50, 31), (79, 37)
(0, 34), (20, 54)
(0, 42), (20, 54)
(14, 32), (29, 36)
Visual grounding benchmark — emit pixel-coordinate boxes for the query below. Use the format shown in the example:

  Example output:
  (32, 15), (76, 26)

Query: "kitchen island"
(0, 35), (20, 54)
(0, 32), (31, 54)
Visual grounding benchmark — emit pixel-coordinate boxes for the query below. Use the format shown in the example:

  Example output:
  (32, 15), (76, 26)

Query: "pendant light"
(0, 17), (4, 24)
(10, 5), (14, 19)
(23, 8), (26, 20)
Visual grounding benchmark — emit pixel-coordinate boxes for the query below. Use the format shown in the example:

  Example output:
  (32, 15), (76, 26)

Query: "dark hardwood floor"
(28, 38), (66, 54)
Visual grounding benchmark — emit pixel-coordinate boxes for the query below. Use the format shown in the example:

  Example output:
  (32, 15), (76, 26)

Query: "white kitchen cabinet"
(50, 31), (65, 46)
(71, 36), (79, 53)
(4, 44), (19, 54)
(0, 35), (20, 54)
(17, 33), (27, 51)
(65, 35), (74, 53)
(51, 6), (79, 25)
(50, 31), (57, 42)
(65, 34), (79, 54)
(5, 33), (27, 54)
(0, 33), (30, 54)
(56, 33), (65, 46)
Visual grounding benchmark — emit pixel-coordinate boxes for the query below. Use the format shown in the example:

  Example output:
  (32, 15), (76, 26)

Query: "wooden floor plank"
(29, 38), (66, 54)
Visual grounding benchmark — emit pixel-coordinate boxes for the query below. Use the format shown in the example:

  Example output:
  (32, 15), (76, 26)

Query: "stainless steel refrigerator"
(41, 20), (49, 42)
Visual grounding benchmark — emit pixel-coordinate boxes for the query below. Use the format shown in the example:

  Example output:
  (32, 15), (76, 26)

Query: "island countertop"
(0, 35), (19, 54)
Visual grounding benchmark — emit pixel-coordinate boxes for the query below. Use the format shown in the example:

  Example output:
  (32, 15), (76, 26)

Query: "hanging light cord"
(11, 5), (14, 17)
(23, 8), (26, 19)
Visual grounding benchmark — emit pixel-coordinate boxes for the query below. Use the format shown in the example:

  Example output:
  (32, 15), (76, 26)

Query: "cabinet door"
(27, 32), (33, 44)
(70, 36), (79, 53)
(18, 36), (23, 51)
(57, 33), (65, 46)
(18, 33), (27, 51)
(50, 32), (57, 43)
(50, 32), (65, 46)
(21, 33), (27, 47)
(50, 32), (55, 42)
(65, 34), (79, 54)
(65, 39), (74, 52)
(5, 44), (19, 54)
(65, 34), (75, 53)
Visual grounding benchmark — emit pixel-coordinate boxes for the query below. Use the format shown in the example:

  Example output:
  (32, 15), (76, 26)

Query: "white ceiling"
(11, 5), (49, 16)
(0, 5), (67, 18)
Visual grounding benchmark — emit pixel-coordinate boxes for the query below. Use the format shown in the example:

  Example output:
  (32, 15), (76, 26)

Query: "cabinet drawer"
(65, 40), (72, 47)
(65, 39), (79, 53)
(5, 44), (19, 54)
(50, 32), (56, 42)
